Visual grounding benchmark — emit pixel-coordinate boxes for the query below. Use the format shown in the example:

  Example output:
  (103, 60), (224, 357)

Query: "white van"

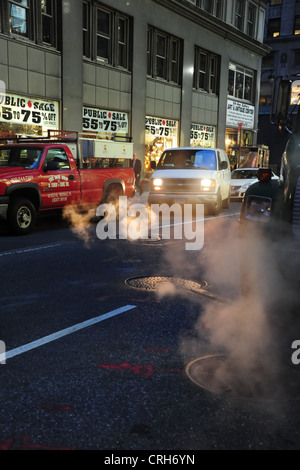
(148, 147), (231, 214)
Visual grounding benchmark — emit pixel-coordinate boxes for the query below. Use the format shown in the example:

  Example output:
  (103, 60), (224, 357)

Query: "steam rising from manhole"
(125, 276), (208, 294)
(186, 355), (300, 402)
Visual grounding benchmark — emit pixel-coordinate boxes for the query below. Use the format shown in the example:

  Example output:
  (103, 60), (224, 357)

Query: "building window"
(95, 6), (131, 70)
(295, 16), (300, 35)
(147, 27), (182, 85)
(234, 0), (244, 31)
(294, 49), (300, 67)
(228, 63), (254, 102)
(267, 18), (281, 37)
(270, 0), (282, 4)
(203, 0), (213, 14)
(187, 0), (224, 18)
(83, 1), (91, 58)
(194, 47), (220, 94)
(3, 0), (59, 49)
(215, 0), (222, 19)
(262, 52), (275, 70)
(41, 0), (55, 45)
(117, 15), (128, 69)
(97, 7), (112, 63)
(247, 4), (256, 38)
(9, 0), (31, 37)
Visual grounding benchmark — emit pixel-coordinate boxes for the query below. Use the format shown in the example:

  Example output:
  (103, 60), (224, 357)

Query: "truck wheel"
(8, 198), (36, 235)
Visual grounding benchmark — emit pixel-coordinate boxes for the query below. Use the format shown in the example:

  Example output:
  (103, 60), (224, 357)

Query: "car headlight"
(201, 178), (215, 191)
(245, 195), (272, 222)
(152, 178), (163, 190)
(241, 182), (254, 190)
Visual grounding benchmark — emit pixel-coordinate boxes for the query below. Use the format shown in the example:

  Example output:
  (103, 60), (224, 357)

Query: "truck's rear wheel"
(8, 198), (36, 235)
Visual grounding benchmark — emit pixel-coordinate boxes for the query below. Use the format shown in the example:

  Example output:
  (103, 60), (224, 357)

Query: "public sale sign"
(83, 106), (129, 134)
(0, 92), (59, 129)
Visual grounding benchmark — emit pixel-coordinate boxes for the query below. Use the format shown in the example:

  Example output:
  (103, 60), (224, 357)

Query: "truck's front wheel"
(8, 198), (36, 235)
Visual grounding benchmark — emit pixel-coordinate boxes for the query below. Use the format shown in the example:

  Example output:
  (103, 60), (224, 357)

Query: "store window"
(147, 27), (182, 85)
(9, 0), (31, 37)
(228, 64), (254, 103)
(194, 47), (220, 94)
(190, 123), (216, 147)
(145, 116), (179, 169)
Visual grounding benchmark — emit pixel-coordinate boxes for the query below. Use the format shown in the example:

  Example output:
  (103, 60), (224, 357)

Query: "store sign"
(83, 107), (128, 134)
(226, 99), (254, 129)
(190, 123), (215, 147)
(145, 116), (178, 138)
(0, 93), (59, 129)
(291, 80), (300, 105)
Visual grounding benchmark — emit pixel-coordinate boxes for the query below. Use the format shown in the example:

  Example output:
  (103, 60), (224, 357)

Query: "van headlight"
(245, 195), (272, 222)
(201, 178), (215, 191)
(153, 178), (163, 190)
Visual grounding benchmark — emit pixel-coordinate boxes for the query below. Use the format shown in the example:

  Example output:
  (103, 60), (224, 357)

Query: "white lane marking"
(0, 243), (66, 257)
(0, 305), (136, 362)
(154, 212), (240, 230)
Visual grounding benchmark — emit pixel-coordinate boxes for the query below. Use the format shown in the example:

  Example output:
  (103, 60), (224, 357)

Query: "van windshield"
(157, 149), (217, 170)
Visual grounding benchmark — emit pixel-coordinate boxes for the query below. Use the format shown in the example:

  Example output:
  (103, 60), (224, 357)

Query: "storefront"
(0, 92), (60, 137)
(225, 98), (255, 169)
(145, 116), (179, 171)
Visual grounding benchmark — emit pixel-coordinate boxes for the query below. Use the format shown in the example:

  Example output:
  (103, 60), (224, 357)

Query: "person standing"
(132, 152), (142, 192)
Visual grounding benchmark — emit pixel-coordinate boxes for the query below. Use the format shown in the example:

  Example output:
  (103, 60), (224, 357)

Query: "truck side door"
(39, 147), (80, 209)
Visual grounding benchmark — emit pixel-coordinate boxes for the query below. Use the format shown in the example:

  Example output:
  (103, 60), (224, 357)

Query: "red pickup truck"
(0, 131), (135, 234)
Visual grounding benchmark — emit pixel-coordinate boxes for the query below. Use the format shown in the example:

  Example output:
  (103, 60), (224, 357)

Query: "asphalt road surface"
(1, 196), (300, 453)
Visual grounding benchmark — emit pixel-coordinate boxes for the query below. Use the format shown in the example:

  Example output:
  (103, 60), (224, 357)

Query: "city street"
(1, 196), (300, 452)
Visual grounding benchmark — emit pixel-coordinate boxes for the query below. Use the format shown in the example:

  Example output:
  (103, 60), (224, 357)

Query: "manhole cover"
(125, 276), (208, 294)
(186, 355), (300, 402)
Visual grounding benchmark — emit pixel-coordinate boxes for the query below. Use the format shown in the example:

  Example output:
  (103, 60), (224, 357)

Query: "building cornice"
(152, 0), (271, 57)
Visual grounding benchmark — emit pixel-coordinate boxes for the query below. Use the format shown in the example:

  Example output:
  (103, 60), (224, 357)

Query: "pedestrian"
(132, 152), (142, 193)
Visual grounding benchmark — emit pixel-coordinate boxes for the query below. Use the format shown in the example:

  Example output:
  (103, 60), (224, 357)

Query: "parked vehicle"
(0, 131), (135, 234)
(239, 77), (300, 241)
(148, 147), (231, 214)
(231, 167), (278, 201)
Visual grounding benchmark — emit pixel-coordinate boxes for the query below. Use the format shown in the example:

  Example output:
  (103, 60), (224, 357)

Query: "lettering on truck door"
(39, 147), (80, 208)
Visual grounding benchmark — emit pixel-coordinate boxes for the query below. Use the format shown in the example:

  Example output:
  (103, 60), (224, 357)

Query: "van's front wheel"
(210, 190), (222, 215)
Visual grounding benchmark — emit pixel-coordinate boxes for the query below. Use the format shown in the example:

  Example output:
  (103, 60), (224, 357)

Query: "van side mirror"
(220, 160), (228, 170)
(150, 160), (157, 170)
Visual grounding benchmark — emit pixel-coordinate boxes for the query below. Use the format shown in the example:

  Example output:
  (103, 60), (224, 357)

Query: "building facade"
(259, 0), (300, 171)
(0, 0), (268, 174)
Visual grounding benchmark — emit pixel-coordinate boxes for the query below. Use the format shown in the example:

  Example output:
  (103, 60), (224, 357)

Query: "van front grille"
(152, 178), (203, 193)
